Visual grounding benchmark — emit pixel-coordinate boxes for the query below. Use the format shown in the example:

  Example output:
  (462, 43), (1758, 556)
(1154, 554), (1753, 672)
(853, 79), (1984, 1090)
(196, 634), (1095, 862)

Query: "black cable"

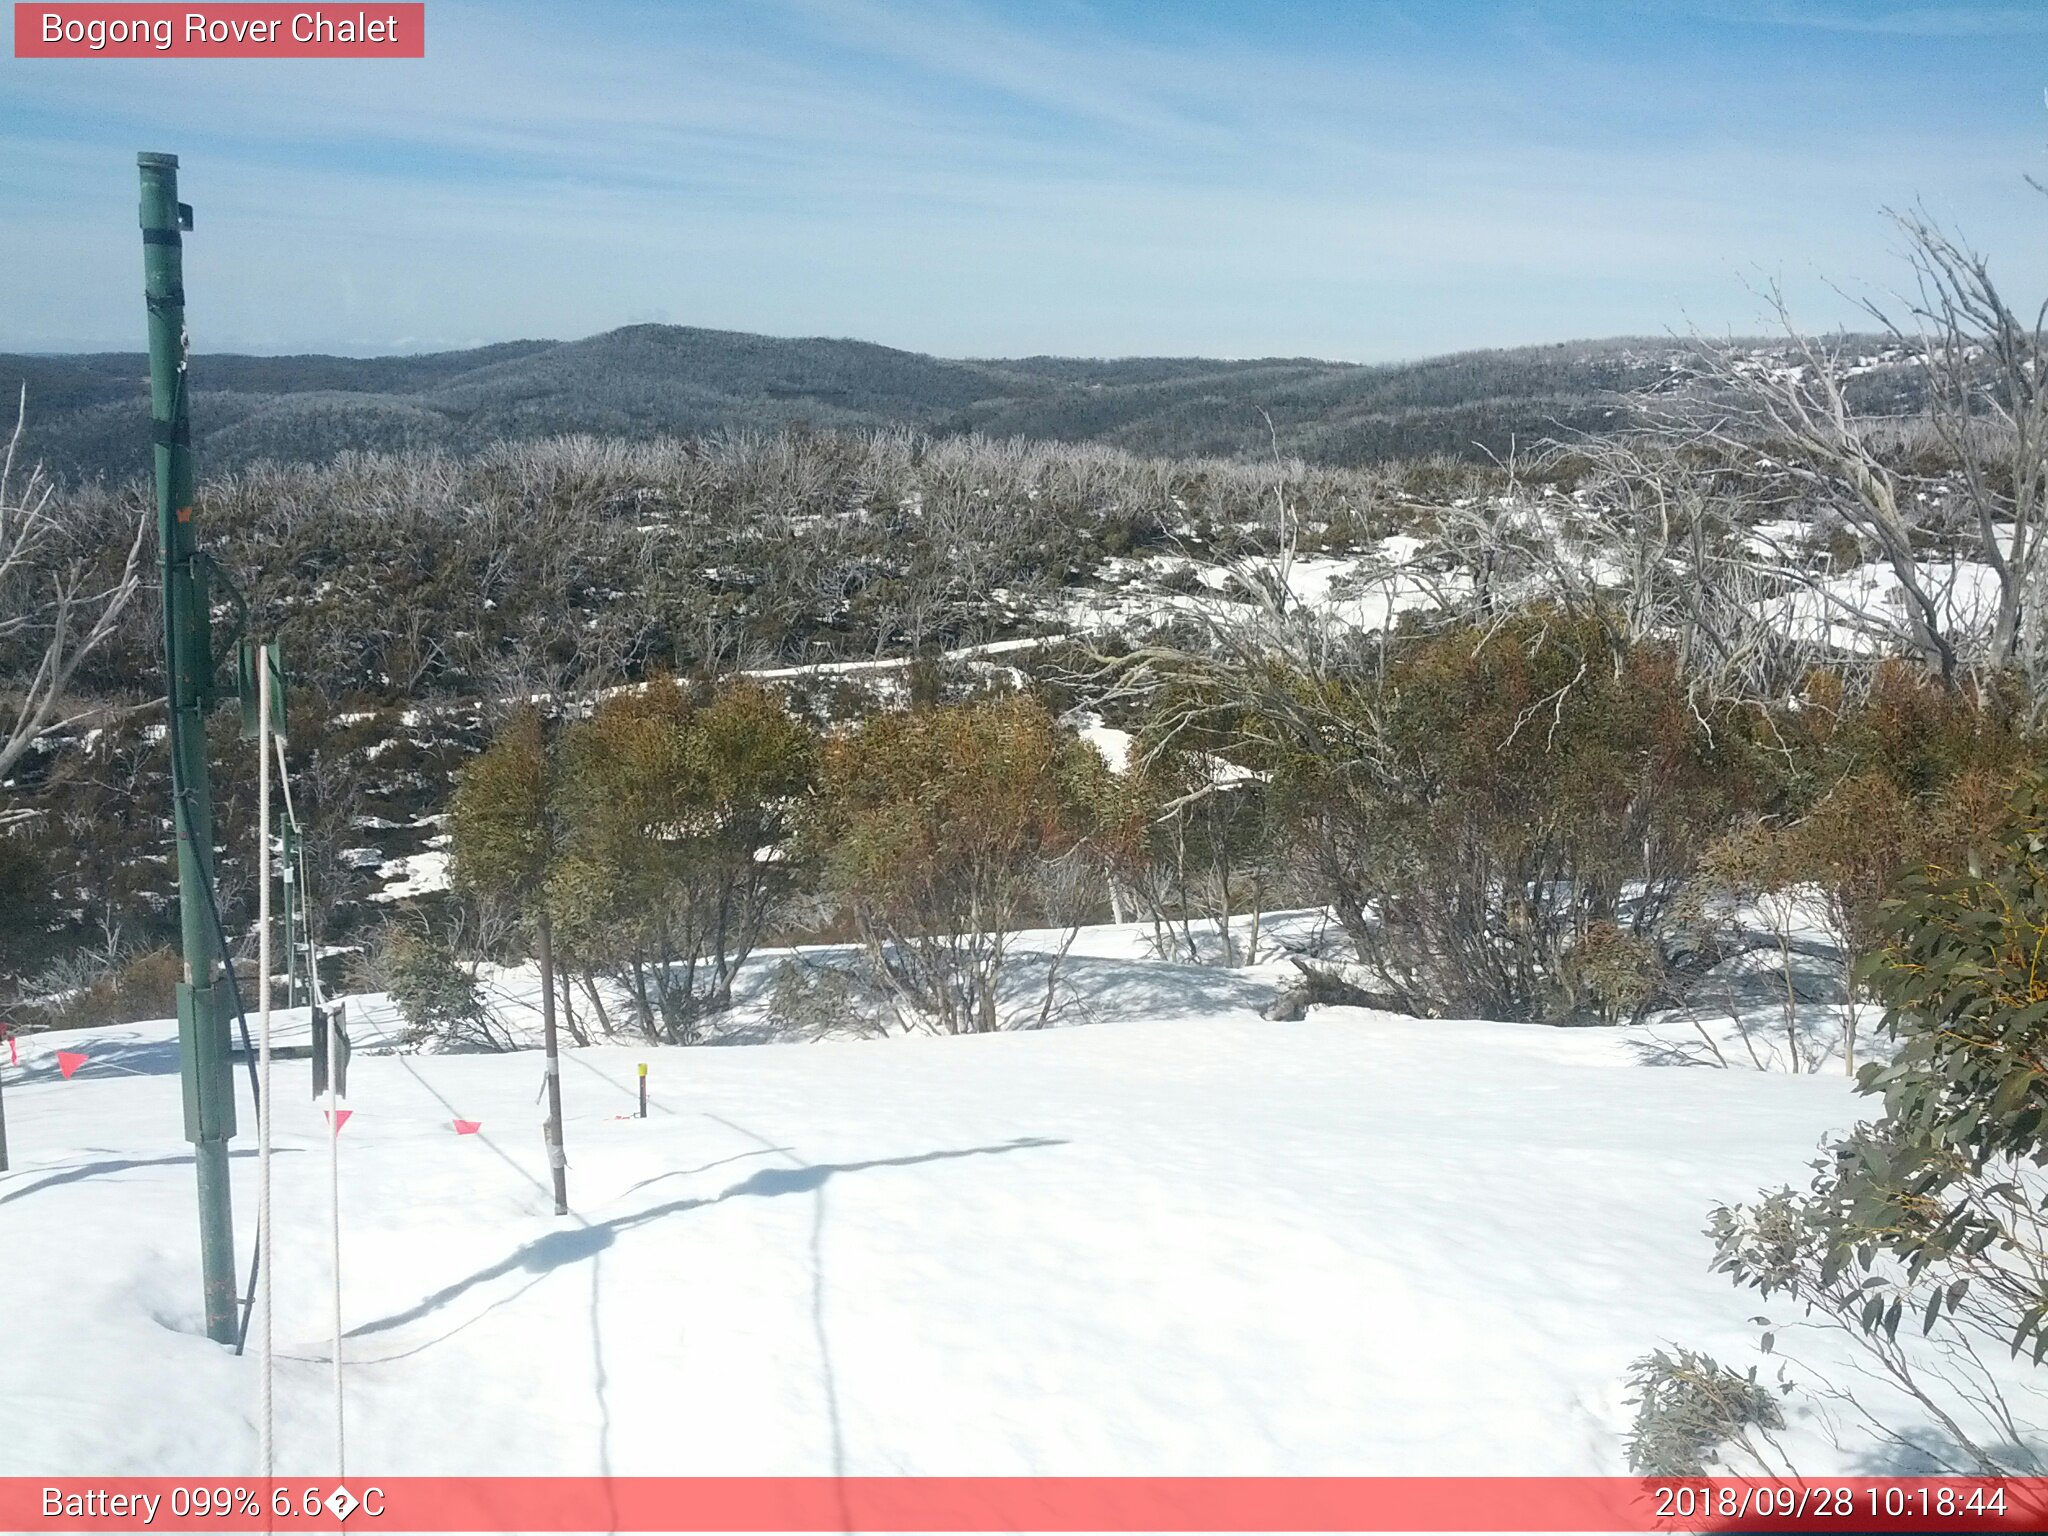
(161, 560), (264, 1348)
(168, 694), (267, 1356)
(158, 332), (265, 1357)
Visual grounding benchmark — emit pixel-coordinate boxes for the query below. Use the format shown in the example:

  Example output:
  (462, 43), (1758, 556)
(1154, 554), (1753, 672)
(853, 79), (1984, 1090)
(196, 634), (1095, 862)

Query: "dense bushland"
(36, 431), (1431, 705)
(9, 429), (2041, 1039)
(4, 248), (2041, 1029)
(404, 624), (2046, 1047)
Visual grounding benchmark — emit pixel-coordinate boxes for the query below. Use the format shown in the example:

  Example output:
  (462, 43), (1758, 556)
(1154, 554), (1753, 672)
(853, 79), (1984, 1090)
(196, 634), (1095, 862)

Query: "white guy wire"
(276, 730), (346, 1476)
(256, 647), (275, 1478)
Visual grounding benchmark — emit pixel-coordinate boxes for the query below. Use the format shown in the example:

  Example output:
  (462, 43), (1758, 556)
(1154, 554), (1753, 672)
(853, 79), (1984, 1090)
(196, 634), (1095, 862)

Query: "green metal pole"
(140, 151), (239, 1346)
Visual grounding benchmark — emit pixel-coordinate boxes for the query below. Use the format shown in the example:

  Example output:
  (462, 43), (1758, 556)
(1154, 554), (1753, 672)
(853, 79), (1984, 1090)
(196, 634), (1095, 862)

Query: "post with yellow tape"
(638, 1062), (648, 1119)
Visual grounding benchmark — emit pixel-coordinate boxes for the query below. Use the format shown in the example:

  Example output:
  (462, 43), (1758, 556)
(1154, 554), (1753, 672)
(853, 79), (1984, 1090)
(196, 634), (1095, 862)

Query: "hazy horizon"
(3, 317), (1815, 366)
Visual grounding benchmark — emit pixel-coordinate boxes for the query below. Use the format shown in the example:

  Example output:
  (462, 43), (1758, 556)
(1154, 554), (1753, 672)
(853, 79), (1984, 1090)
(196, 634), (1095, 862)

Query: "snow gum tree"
(815, 693), (1112, 1034)
(548, 677), (817, 1044)
(1256, 612), (1767, 1021)
(1645, 211), (2048, 713)
(0, 393), (147, 798)
(449, 704), (572, 1210)
(450, 706), (560, 935)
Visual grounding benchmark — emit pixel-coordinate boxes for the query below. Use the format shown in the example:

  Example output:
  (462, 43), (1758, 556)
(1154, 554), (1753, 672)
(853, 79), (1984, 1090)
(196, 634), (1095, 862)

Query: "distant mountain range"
(2, 323), (1771, 482)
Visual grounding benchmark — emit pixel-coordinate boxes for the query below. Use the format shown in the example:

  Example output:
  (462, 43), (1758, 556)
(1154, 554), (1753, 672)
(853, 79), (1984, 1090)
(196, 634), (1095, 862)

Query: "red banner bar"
(4, 1477), (2048, 1533)
(13, 5), (424, 58)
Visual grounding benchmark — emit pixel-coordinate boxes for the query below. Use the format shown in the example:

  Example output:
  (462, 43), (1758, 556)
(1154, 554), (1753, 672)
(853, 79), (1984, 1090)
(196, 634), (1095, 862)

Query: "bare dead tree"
(1673, 306), (1964, 688)
(0, 391), (149, 800)
(1869, 210), (2048, 699)
(1648, 212), (2047, 708)
(1468, 435), (1847, 713)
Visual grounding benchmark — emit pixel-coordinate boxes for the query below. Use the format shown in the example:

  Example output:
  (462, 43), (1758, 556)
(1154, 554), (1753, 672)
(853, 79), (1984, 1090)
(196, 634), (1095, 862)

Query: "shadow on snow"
(344, 1136), (1067, 1344)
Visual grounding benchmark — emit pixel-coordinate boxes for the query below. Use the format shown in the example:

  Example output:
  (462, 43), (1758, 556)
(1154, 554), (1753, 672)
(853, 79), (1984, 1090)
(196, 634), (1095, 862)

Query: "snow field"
(0, 947), (1871, 1481)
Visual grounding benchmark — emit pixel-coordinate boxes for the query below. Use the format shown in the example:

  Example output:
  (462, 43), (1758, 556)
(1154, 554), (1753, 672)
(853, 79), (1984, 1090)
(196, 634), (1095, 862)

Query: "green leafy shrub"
(384, 925), (509, 1052)
(1707, 777), (2048, 1474)
(1623, 1348), (1790, 1476)
(1564, 921), (1665, 1025)
(814, 693), (1109, 1033)
(1268, 613), (1768, 1020)
(546, 678), (817, 1043)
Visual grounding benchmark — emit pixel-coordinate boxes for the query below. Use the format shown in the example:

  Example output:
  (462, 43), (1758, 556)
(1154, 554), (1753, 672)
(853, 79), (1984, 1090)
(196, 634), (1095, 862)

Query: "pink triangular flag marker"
(453, 1119), (481, 1135)
(324, 1108), (352, 1131)
(56, 1051), (87, 1079)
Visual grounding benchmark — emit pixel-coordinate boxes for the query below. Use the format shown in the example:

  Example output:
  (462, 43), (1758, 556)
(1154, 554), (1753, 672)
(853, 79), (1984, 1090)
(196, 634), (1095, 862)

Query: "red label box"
(14, 4), (425, 58)
(4, 1477), (2048, 1533)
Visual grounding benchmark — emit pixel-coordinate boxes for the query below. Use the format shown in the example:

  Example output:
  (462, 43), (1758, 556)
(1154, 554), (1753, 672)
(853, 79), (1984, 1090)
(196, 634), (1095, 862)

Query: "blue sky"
(2, 0), (2045, 359)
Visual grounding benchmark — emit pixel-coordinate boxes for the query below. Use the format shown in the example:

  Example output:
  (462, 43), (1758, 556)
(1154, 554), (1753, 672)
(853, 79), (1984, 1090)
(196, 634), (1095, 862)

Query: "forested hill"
(2, 324), (1702, 482)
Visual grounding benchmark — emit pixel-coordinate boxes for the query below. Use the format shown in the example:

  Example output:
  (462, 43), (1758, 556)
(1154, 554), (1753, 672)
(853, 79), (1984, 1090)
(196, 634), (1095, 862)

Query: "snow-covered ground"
(1748, 559), (2002, 655)
(1060, 548), (1461, 641)
(0, 917), (2012, 1483)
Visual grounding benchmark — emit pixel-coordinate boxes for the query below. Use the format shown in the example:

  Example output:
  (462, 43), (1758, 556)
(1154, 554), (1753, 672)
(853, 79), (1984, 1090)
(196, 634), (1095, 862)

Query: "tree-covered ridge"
(1, 324), (1903, 484)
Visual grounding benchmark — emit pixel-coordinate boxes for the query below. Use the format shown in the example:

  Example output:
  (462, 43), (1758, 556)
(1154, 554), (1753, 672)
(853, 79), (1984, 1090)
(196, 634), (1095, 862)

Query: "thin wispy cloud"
(1731, 3), (2048, 37)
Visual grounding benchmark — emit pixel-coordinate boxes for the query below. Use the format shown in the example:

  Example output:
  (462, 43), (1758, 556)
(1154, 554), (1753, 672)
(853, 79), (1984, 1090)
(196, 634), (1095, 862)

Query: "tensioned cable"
(273, 731), (345, 1476)
(255, 654), (273, 1478)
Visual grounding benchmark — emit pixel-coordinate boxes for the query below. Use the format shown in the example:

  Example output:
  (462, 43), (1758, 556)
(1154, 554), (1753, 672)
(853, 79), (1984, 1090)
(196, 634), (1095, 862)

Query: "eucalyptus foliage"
(1707, 778), (2048, 1473)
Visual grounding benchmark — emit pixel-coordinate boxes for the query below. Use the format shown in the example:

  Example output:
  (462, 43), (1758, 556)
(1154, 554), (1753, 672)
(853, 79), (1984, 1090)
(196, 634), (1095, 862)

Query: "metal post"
(141, 151), (238, 1346)
(537, 909), (567, 1215)
(637, 1062), (647, 1119)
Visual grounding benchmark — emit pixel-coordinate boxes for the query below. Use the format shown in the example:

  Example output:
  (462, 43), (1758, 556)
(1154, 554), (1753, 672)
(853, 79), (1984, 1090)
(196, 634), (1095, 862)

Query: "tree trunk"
(537, 909), (568, 1215)
(1213, 845), (1234, 966)
(628, 959), (658, 1041)
(558, 955), (588, 1048)
(580, 968), (615, 1038)
(1779, 928), (1802, 1076)
(1842, 954), (1860, 1078)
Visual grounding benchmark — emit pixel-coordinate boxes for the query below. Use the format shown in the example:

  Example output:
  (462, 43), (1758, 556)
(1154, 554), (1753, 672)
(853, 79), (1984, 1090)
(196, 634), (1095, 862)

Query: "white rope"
(326, 1002), (345, 1477)
(256, 650), (275, 1478)
(273, 730), (344, 1476)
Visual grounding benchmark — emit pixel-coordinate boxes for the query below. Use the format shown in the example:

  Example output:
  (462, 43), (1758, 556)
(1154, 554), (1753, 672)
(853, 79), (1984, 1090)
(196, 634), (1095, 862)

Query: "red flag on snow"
(324, 1108), (353, 1131)
(56, 1051), (88, 1079)
(453, 1119), (481, 1135)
